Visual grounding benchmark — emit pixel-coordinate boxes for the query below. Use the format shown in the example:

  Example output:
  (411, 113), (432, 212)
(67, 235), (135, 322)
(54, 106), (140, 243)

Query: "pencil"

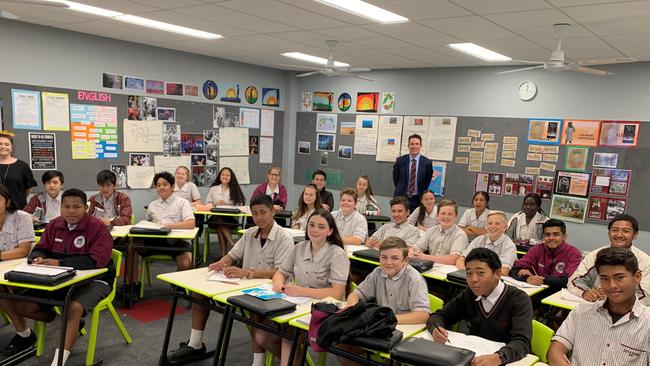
(531, 267), (538, 276)
(432, 323), (451, 344)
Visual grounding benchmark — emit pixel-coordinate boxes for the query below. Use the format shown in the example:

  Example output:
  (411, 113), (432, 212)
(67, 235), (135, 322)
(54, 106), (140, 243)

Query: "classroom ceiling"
(3, 0), (650, 70)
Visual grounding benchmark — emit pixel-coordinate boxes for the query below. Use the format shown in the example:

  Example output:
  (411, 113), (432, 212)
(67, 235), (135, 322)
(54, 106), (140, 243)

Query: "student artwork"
(337, 93), (351, 111)
(245, 86), (258, 104)
(550, 195), (588, 223)
(588, 196), (627, 220)
(301, 92), (312, 111)
(249, 136), (259, 155)
(338, 145), (352, 160)
(206, 145), (218, 165)
(381, 92), (395, 113)
(474, 172), (503, 196)
(192, 166), (205, 187)
(202, 80), (218, 100)
(127, 95), (142, 120)
(316, 113), (337, 133)
(561, 120), (600, 146)
(262, 87), (279, 107)
(184, 85), (199, 97)
(156, 107), (176, 122)
(205, 166), (218, 186)
(111, 164), (127, 189)
(564, 146), (589, 171)
(203, 129), (219, 146)
(165, 82), (184, 96)
(504, 173), (534, 196)
(316, 133), (336, 152)
(527, 119), (562, 145)
(312, 91), (333, 111)
(297, 141), (311, 155)
(181, 133), (205, 154)
(554, 170), (591, 197)
(340, 121), (355, 135)
(141, 97), (157, 120)
(102, 72), (122, 89)
(146, 79), (165, 95)
(191, 154), (206, 166)
(428, 161), (446, 196)
(129, 153), (150, 166)
(71, 104), (119, 159)
(320, 151), (328, 165)
(221, 83), (241, 103)
(599, 121), (640, 147)
(535, 176), (554, 199)
(124, 76), (144, 90)
(356, 92), (379, 113)
(592, 152), (618, 168)
(376, 115), (403, 162)
(162, 123), (181, 156)
(590, 168), (631, 196)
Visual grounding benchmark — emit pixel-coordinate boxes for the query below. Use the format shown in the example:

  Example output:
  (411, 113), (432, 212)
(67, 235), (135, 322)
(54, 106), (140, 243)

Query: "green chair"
(531, 319), (554, 363)
(428, 293), (444, 313)
(139, 237), (198, 298)
(35, 249), (132, 365)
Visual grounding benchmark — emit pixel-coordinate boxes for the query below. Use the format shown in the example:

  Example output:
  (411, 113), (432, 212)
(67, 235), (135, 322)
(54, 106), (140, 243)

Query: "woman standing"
(0, 133), (37, 209)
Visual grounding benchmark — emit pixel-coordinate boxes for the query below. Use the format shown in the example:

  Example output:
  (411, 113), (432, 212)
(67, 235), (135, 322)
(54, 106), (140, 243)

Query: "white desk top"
(157, 267), (271, 298)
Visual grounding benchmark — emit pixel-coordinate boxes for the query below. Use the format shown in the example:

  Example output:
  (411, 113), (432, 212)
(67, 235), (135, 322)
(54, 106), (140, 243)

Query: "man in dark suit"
(393, 134), (433, 212)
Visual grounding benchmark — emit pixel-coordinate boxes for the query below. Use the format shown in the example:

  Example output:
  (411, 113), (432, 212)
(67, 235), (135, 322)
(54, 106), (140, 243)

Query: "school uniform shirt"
(251, 183), (288, 208)
(458, 208), (490, 241)
(568, 245), (650, 306)
(205, 185), (233, 206)
(413, 224), (469, 257)
(228, 221), (294, 270)
(173, 182), (201, 203)
(0, 210), (34, 251)
(23, 192), (60, 220)
(43, 192), (61, 221)
(278, 240), (349, 292)
(146, 195), (195, 244)
(332, 209), (368, 242)
(88, 191), (133, 226)
(354, 265), (429, 315)
(292, 209), (314, 231)
(319, 189), (334, 210)
(510, 241), (582, 288)
(506, 211), (548, 243)
(356, 195), (380, 214)
(407, 206), (438, 230)
(370, 222), (420, 245)
(462, 234), (518, 269)
(552, 298), (650, 366)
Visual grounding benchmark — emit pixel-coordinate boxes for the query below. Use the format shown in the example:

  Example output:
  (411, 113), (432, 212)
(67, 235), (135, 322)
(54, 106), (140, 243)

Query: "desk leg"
(287, 328), (302, 366)
(57, 284), (78, 366)
(158, 286), (180, 366)
(212, 305), (233, 366)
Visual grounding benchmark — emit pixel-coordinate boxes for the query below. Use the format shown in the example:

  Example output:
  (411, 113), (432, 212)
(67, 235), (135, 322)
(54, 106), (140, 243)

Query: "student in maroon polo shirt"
(0, 188), (114, 365)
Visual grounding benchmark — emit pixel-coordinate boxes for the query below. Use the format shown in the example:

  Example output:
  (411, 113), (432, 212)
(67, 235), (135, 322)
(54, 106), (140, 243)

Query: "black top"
(319, 189), (334, 210)
(0, 160), (37, 209)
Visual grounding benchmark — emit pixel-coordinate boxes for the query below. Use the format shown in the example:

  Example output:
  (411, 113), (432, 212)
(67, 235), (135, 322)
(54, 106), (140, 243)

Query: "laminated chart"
(70, 104), (118, 159)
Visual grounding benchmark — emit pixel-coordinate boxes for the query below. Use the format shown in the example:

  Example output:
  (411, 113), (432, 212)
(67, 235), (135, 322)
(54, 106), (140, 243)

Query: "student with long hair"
(407, 189), (438, 231)
(458, 191), (490, 241)
(506, 193), (548, 245)
(173, 166), (201, 207)
(355, 175), (380, 214)
(0, 184), (33, 260)
(291, 184), (322, 230)
(250, 166), (287, 210)
(0, 132), (37, 209)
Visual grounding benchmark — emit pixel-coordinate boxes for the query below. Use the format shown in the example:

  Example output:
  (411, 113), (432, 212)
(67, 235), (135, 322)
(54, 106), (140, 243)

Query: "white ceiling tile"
(362, 22), (461, 47)
(379, 46), (478, 66)
(447, 0), (552, 14)
(485, 9), (592, 39)
(0, 2), (96, 23)
(603, 33), (650, 59)
(367, 0), (472, 20)
(562, 1), (650, 36)
(57, 19), (192, 44)
(312, 26), (408, 48)
(173, 4), (298, 33)
(129, 0), (205, 10)
(535, 36), (624, 61)
(547, 0), (632, 6)
(419, 16), (519, 42)
(275, 0), (375, 26)
(74, 0), (157, 14)
(338, 49), (424, 66)
(231, 34), (310, 52)
(139, 10), (254, 37)
(270, 31), (366, 50)
(218, 0), (349, 29)
(478, 38), (553, 62)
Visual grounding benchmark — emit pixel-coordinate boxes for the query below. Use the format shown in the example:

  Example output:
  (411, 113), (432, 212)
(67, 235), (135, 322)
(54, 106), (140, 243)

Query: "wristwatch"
(496, 351), (506, 365)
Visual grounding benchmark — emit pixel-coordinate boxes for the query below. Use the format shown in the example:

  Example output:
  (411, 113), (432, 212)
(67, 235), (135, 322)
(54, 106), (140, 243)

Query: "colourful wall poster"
(588, 196), (626, 220)
(11, 89), (41, 130)
(599, 121), (640, 147)
(202, 80), (218, 100)
(245, 86), (258, 104)
(554, 170), (590, 197)
(535, 176), (554, 199)
(428, 161), (446, 196)
(527, 119), (562, 145)
(550, 195), (588, 223)
(42, 92), (70, 131)
(590, 168), (631, 196)
(561, 120), (600, 146)
(564, 146), (589, 171)
(220, 82), (241, 103)
(356, 92), (379, 113)
(381, 92), (395, 113)
(337, 93), (351, 111)
(312, 92), (333, 111)
(29, 132), (56, 170)
(261, 87), (279, 107)
(146, 79), (164, 95)
(69, 104), (118, 159)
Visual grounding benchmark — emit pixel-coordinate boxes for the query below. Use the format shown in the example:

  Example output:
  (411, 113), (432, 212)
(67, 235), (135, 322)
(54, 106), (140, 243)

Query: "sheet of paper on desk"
(284, 295), (312, 305)
(134, 220), (165, 229)
(13, 264), (74, 276)
(207, 271), (240, 284)
(447, 331), (505, 357)
(344, 245), (365, 255)
(560, 289), (588, 303)
(434, 264), (460, 274)
(501, 276), (545, 289)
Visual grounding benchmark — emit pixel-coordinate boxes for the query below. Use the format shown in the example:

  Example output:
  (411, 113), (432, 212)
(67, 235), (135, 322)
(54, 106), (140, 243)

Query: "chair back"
(106, 249), (122, 301)
(531, 319), (554, 363)
(428, 294), (444, 313)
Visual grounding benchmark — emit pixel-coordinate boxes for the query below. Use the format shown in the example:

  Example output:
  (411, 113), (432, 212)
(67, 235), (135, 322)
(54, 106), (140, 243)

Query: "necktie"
(408, 158), (416, 195)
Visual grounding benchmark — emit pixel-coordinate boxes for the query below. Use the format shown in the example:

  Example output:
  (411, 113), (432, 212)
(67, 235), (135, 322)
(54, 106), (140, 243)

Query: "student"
(331, 188), (368, 245)
(506, 193), (548, 245)
(568, 214), (650, 305)
(548, 247), (650, 366)
(251, 166), (288, 210)
(0, 189), (114, 365)
(428, 248), (533, 366)
(88, 170), (133, 226)
(456, 211), (517, 276)
(0, 184), (34, 259)
(511, 219), (582, 289)
(458, 191), (490, 241)
(365, 196), (419, 248)
(197, 167), (247, 256)
(411, 199), (469, 265)
(338, 236), (429, 366)
(0, 132), (37, 209)
(266, 209), (350, 366)
(312, 170), (334, 211)
(23, 170), (64, 221)
(167, 195), (293, 366)
(407, 189), (438, 231)
(393, 134), (433, 212)
(291, 184), (322, 231)
(355, 175), (380, 215)
(172, 166), (201, 207)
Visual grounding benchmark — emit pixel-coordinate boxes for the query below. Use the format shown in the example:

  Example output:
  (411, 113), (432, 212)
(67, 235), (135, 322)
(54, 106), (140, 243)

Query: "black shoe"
(1, 331), (36, 357)
(168, 342), (207, 365)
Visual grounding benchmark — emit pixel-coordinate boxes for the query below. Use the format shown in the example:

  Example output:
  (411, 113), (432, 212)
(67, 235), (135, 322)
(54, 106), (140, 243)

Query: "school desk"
(540, 290), (581, 311)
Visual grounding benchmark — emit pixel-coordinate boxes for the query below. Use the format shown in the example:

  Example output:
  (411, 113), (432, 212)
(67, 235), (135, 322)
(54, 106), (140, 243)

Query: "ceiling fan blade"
(339, 72), (374, 81)
(274, 63), (320, 70)
(494, 65), (544, 75)
(0, 10), (19, 19)
(345, 67), (371, 73)
(572, 66), (612, 76)
(576, 57), (637, 66)
(511, 59), (545, 65)
(295, 71), (322, 78)
(2, 0), (68, 7)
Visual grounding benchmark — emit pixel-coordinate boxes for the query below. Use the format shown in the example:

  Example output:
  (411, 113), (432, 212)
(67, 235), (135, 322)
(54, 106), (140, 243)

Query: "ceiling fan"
(496, 23), (637, 76)
(0, 0), (68, 20)
(279, 40), (374, 81)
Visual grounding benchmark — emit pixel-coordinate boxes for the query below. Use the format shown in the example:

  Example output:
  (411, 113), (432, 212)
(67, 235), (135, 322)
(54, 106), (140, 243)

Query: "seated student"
(548, 247), (650, 366)
(173, 166), (201, 207)
(456, 211), (517, 276)
(0, 184), (34, 259)
(312, 170), (334, 211)
(167, 195), (294, 365)
(262, 209), (349, 366)
(407, 189), (438, 231)
(506, 193), (548, 245)
(410, 199), (469, 264)
(338, 236), (429, 366)
(355, 175), (380, 215)
(331, 188), (368, 245)
(291, 184), (322, 231)
(511, 219), (582, 289)
(429, 248), (533, 366)
(23, 170), (64, 221)
(365, 196), (420, 248)
(0, 188), (114, 365)
(88, 170), (133, 227)
(251, 166), (287, 210)
(568, 214), (650, 305)
(196, 167), (246, 256)
(458, 191), (490, 241)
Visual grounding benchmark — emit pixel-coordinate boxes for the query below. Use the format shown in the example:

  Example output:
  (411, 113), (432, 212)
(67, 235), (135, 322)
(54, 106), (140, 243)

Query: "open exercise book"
(419, 330), (505, 357)
(207, 271), (241, 284)
(242, 284), (312, 305)
(501, 276), (546, 289)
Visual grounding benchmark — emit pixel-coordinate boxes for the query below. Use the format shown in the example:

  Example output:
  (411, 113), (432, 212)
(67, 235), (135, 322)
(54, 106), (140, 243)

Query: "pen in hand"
(432, 323), (451, 344)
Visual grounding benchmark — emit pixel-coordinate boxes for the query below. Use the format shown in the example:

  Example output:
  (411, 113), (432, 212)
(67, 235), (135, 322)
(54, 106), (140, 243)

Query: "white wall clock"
(517, 81), (537, 101)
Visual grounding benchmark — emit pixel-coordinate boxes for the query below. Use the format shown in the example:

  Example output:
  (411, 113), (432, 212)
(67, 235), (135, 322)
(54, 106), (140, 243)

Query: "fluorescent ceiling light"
(282, 52), (349, 67)
(314, 0), (408, 24)
(448, 43), (511, 62)
(46, 0), (124, 17)
(115, 15), (222, 39)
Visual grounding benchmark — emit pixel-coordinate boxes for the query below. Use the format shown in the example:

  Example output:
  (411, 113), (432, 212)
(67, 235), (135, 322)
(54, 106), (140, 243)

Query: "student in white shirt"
(0, 185), (33, 260)
(506, 193), (548, 245)
(355, 175), (380, 215)
(407, 189), (438, 231)
(366, 196), (420, 247)
(331, 188), (368, 245)
(458, 191), (490, 241)
(173, 166), (201, 207)
(23, 170), (64, 222)
(291, 184), (322, 231)
(411, 199), (469, 264)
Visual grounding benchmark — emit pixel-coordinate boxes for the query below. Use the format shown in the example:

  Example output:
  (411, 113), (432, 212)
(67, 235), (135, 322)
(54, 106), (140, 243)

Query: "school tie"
(408, 158), (416, 195)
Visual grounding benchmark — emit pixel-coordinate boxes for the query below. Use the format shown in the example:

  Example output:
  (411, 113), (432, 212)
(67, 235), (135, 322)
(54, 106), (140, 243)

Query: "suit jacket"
(392, 154), (433, 197)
